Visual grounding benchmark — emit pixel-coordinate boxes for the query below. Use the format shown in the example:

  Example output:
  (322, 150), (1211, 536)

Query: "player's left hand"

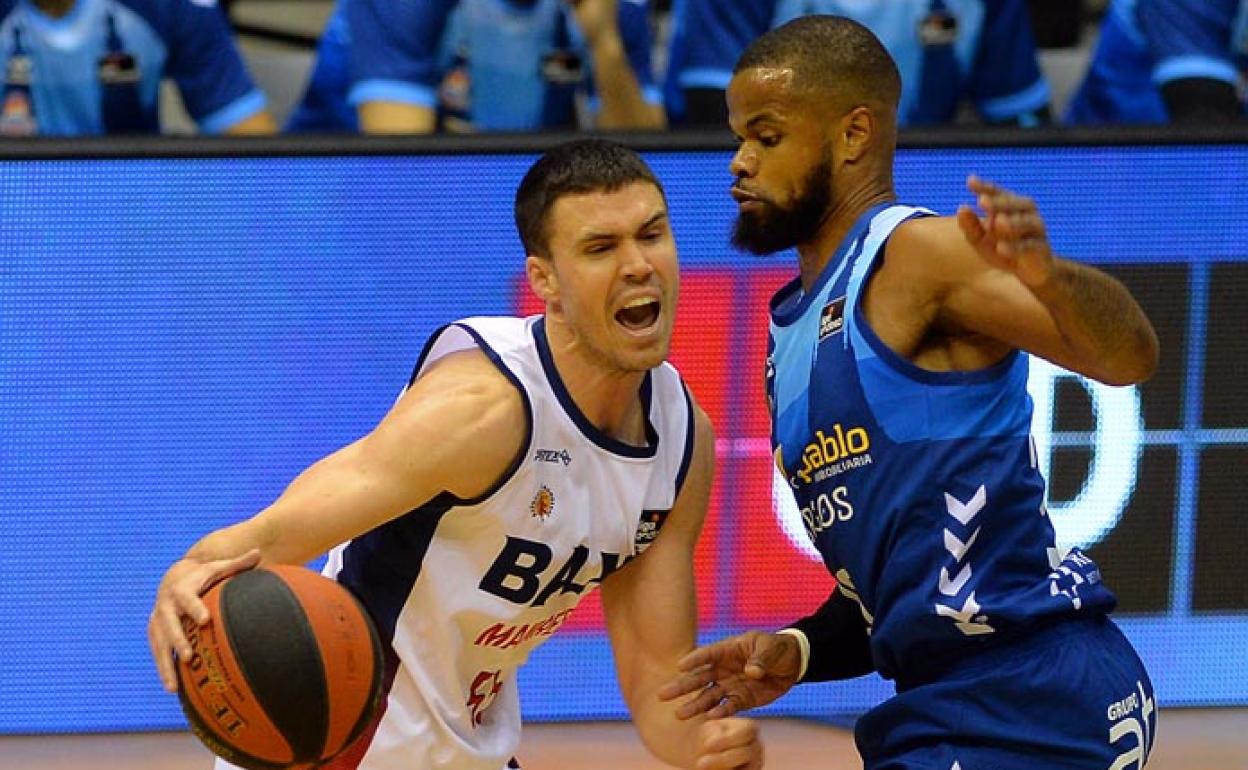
(658, 631), (801, 719)
(956, 175), (1056, 289)
(565, 0), (619, 48)
(697, 717), (763, 770)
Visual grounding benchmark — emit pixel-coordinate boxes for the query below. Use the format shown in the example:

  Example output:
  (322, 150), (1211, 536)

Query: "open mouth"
(614, 297), (661, 332)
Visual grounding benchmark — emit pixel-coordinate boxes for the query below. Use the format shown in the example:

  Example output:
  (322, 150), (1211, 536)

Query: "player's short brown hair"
(515, 139), (666, 258)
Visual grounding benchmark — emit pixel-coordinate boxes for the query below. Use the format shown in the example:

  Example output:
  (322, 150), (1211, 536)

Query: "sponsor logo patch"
(818, 296), (846, 341)
(634, 510), (669, 551)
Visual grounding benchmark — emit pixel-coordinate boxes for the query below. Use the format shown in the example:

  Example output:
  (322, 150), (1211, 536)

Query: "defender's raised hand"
(956, 175), (1056, 289)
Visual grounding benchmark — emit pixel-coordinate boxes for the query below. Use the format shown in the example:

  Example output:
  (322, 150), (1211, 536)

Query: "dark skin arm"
(866, 176), (1159, 386)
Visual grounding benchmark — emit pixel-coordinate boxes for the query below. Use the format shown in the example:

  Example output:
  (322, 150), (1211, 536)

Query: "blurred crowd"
(1, 0), (1244, 138)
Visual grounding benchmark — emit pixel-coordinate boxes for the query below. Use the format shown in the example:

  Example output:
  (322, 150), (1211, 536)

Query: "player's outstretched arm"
(601, 402), (761, 768)
(147, 349), (525, 691)
(930, 175), (1159, 386)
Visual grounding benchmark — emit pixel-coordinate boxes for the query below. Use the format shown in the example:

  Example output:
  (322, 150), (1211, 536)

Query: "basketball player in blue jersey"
(148, 139), (761, 770)
(0, 0), (274, 136)
(1066, 0), (1247, 125)
(665, 0), (1050, 128)
(659, 16), (1160, 770)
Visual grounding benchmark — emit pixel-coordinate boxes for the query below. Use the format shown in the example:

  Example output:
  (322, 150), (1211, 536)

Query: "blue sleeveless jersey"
(767, 204), (1116, 683)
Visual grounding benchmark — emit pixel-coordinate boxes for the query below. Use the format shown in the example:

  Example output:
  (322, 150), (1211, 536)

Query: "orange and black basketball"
(175, 565), (384, 770)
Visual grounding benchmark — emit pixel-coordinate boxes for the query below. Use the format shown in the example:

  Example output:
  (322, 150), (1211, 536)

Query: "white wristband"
(776, 627), (810, 681)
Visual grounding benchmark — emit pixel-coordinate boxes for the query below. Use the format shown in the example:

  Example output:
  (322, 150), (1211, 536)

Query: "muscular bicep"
(242, 351), (526, 565)
(897, 217), (1087, 375)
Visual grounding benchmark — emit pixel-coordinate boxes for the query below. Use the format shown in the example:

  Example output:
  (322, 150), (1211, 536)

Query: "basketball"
(175, 565), (384, 770)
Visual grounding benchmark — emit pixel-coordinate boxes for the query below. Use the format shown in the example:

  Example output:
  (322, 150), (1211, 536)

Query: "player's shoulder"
(882, 213), (980, 292)
(390, 348), (527, 459)
(411, 347), (523, 414)
(888, 213), (965, 263)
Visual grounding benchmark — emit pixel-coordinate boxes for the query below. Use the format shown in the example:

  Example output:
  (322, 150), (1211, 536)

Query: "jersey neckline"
(532, 316), (659, 459)
(769, 201), (895, 328)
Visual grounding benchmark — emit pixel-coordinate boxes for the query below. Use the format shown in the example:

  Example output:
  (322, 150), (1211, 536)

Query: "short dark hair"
(515, 138), (665, 258)
(735, 15), (901, 111)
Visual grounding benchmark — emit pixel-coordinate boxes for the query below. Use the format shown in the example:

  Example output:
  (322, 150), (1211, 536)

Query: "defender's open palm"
(658, 631), (802, 719)
(956, 175), (1056, 289)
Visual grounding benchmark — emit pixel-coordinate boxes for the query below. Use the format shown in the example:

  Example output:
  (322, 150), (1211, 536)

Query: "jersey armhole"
(408, 322), (535, 506)
(672, 379), (696, 501)
(848, 231), (1021, 387)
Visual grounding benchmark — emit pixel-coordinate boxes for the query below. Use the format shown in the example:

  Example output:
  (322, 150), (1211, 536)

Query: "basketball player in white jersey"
(148, 139), (763, 770)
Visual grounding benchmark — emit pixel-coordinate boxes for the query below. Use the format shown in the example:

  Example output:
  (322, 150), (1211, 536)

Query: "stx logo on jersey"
(791, 424), (872, 486)
(818, 296), (846, 341)
(530, 485), (554, 521)
(479, 536), (631, 606)
(534, 448), (572, 466)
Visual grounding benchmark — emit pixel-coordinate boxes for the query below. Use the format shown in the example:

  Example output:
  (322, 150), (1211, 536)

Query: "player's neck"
(543, 323), (651, 446)
(34, 0), (76, 19)
(796, 184), (895, 293)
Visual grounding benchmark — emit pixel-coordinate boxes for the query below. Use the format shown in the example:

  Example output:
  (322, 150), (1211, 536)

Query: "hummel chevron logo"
(936, 484), (995, 636)
(939, 564), (972, 596)
(944, 486), (986, 525)
(935, 592), (993, 636)
(943, 527), (980, 562)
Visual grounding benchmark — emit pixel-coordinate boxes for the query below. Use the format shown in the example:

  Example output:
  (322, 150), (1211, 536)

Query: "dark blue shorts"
(855, 616), (1156, 770)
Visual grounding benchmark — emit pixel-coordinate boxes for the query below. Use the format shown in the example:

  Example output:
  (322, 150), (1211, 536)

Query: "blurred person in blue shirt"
(1066, 0), (1246, 124)
(665, 0), (1052, 128)
(0, 0), (275, 136)
(288, 0), (665, 134)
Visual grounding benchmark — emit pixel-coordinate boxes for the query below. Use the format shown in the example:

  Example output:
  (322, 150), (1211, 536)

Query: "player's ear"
(838, 105), (875, 163)
(526, 254), (559, 304)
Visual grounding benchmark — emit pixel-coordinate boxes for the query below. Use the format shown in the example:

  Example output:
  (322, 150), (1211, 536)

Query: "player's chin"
(612, 324), (671, 371)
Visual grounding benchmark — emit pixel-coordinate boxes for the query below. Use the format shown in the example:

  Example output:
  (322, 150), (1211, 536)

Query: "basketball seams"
(221, 569), (331, 765)
(176, 565), (384, 770)
(175, 580), (294, 770)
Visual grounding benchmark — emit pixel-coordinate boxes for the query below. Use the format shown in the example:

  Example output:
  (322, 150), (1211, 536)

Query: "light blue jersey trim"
(348, 79), (438, 108)
(678, 67), (732, 90)
(197, 89), (266, 134)
(978, 78), (1051, 121)
(1153, 55), (1240, 86)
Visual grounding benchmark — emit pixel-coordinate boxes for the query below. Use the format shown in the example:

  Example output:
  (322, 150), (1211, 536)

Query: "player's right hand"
(147, 549), (261, 692)
(658, 631), (802, 719)
(697, 717), (763, 770)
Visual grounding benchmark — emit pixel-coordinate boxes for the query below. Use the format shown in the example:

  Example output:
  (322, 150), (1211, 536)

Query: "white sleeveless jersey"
(218, 316), (695, 770)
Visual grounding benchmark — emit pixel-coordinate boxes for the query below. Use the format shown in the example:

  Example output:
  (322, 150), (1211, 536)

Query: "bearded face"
(731, 150), (833, 256)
